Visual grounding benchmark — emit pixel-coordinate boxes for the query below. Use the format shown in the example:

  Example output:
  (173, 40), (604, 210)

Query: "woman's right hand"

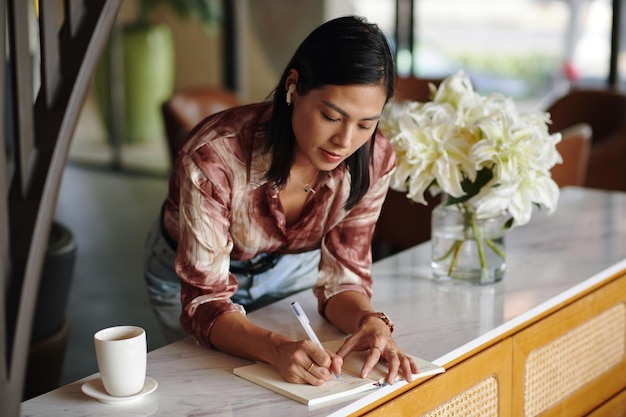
(272, 339), (343, 385)
(209, 311), (342, 385)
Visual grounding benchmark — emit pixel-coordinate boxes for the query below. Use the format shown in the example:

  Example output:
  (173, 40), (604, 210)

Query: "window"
(327, 0), (618, 111)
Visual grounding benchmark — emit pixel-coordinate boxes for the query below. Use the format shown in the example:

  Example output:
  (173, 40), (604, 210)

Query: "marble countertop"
(21, 187), (626, 416)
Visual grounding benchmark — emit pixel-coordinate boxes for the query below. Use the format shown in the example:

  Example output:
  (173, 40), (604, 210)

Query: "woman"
(143, 15), (418, 385)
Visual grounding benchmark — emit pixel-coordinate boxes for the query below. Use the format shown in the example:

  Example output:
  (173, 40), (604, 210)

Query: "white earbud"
(286, 84), (296, 105)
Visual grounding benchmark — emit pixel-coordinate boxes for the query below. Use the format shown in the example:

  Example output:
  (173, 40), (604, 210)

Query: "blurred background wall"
(73, 0), (625, 177)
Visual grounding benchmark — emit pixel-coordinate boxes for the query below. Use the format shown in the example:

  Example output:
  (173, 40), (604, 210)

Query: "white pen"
(290, 301), (339, 379)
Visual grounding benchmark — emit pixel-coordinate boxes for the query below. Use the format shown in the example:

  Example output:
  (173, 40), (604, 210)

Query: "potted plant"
(96, 0), (222, 144)
(380, 71), (561, 284)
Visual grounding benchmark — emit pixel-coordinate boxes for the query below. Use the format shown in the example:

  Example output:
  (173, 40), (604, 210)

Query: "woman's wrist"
(357, 312), (395, 334)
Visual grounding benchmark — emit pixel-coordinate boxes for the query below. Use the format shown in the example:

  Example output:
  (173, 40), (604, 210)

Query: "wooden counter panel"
(587, 388), (626, 417)
(362, 339), (512, 417)
(512, 274), (626, 417)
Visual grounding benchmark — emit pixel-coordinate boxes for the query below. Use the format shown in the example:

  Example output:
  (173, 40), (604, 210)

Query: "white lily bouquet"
(379, 71), (562, 284)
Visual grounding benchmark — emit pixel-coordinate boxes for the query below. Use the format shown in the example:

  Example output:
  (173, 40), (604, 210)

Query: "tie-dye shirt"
(162, 102), (396, 346)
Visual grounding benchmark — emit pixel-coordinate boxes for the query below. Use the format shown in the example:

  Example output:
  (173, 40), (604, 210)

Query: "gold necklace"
(291, 170), (319, 193)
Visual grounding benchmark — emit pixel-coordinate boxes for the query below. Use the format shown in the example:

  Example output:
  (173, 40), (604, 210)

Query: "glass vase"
(431, 201), (508, 285)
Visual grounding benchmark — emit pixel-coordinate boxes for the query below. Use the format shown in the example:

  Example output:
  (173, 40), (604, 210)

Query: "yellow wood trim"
(358, 339), (513, 416)
(512, 274), (626, 417)
(586, 388), (626, 417)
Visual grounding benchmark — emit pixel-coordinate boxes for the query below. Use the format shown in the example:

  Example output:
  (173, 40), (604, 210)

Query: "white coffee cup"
(94, 325), (147, 397)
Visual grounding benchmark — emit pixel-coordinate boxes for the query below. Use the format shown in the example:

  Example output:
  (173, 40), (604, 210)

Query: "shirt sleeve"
(175, 149), (245, 347)
(313, 132), (397, 315)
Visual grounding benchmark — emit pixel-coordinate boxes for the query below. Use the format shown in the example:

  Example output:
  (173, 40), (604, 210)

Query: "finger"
(334, 336), (358, 359)
(384, 349), (401, 384)
(300, 361), (326, 386)
(305, 360), (337, 383)
(298, 340), (335, 379)
(328, 352), (344, 376)
(302, 340), (334, 368)
(360, 346), (383, 379)
(400, 355), (418, 382)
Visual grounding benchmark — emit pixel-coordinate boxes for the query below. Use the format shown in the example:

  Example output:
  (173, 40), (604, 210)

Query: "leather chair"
(545, 88), (626, 191)
(545, 88), (626, 145)
(394, 75), (444, 103)
(552, 123), (592, 188)
(586, 124), (626, 191)
(161, 87), (242, 166)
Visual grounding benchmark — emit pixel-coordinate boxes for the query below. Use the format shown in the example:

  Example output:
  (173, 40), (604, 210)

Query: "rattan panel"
(524, 303), (626, 417)
(422, 376), (498, 417)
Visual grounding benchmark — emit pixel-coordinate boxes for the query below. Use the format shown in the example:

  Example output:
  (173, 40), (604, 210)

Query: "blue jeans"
(142, 219), (320, 343)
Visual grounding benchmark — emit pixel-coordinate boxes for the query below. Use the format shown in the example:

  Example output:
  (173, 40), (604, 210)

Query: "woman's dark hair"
(265, 15), (396, 210)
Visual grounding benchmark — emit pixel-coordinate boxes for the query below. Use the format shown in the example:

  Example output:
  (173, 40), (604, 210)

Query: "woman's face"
(290, 83), (387, 171)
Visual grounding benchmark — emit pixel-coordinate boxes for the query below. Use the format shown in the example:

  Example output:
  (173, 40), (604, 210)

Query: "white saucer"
(81, 377), (158, 404)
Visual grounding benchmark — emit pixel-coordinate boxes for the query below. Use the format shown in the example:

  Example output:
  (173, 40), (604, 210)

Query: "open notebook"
(233, 340), (444, 407)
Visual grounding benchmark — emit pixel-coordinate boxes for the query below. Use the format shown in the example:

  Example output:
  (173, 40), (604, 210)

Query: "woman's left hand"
(334, 315), (418, 384)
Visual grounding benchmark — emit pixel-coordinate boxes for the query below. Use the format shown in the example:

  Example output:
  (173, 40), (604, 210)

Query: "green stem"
(434, 202), (506, 280)
(468, 210), (488, 280)
(448, 239), (463, 276)
(486, 238), (506, 260)
(434, 239), (462, 262)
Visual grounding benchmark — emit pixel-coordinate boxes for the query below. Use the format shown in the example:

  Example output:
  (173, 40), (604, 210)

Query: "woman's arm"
(209, 310), (343, 385)
(324, 289), (372, 334)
